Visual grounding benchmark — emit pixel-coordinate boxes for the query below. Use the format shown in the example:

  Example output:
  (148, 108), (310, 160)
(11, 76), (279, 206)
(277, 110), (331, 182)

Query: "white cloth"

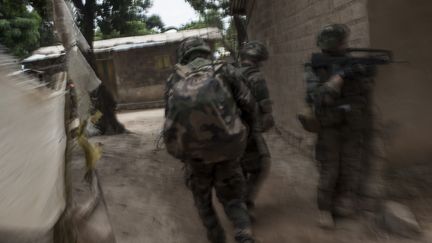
(0, 51), (66, 235)
(67, 46), (101, 120)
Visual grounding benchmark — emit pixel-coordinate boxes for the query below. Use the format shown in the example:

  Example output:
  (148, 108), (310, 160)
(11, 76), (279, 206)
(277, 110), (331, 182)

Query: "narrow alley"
(71, 109), (431, 243)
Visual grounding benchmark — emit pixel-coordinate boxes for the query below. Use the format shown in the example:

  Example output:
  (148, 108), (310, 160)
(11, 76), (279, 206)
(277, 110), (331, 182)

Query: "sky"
(148, 0), (200, 28)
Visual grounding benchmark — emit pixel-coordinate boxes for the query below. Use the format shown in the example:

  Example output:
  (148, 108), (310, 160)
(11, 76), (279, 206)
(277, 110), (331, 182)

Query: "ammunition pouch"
(297, 106), (321, 133)
(258, 99), (274, 132)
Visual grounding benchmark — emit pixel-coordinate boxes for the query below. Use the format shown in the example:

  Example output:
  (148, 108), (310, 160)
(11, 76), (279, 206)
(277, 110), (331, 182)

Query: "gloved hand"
(338, 64), (377, 79)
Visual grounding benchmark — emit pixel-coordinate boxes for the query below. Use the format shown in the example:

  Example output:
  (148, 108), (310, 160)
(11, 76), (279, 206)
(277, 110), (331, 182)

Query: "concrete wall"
(247, 0), (370, 148)
(367, 0), (432, 173)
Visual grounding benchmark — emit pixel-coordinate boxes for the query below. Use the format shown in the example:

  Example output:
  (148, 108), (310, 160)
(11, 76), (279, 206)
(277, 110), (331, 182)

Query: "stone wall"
(246, 0), (370, 148)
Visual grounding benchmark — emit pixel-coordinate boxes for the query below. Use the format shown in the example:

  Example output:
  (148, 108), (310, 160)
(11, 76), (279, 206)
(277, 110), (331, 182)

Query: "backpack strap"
(176, 62), (225, 78)
(175, 64), (193, 78)
(207, 62), (226, 79)
(213, 63), (225, 73)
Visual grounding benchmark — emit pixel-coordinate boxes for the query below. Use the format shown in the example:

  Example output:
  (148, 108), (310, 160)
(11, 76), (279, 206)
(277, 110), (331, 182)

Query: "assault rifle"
(310, 48), (405, 70)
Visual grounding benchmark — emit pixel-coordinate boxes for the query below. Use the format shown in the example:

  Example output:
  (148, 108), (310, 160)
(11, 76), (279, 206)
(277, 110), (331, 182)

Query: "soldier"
(237, 41), (275, 209)
(164, 37), (257, 243)
(304, 24), (374, 227)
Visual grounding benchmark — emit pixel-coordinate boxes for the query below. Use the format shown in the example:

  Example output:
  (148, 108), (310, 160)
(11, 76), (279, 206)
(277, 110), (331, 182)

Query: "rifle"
(310, 48), (406, 69)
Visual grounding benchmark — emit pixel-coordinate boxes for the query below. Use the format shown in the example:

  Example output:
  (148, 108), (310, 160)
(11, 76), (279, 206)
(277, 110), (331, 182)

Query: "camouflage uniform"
(237, 41), (274, 207)
(165, 37), (256, 243)
(306, 24), (373, 216)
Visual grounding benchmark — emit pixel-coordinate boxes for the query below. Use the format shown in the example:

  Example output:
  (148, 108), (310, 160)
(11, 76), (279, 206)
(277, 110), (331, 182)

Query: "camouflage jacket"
(237, 63), (274, 132)
(305, 53), (373, 126)
(165, 57), (258, 129)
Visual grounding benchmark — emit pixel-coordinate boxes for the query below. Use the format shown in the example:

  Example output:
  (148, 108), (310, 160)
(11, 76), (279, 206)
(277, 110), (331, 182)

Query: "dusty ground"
(71, 109), (432, 243)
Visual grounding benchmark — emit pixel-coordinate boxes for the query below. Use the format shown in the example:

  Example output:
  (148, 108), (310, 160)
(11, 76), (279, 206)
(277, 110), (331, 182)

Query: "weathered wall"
(247, 0), (370, 147)
(98, 43), (177, 106)
(368, 0), (432, 140)
(96, 40), (217, 109)
(367, 0), (432, 194)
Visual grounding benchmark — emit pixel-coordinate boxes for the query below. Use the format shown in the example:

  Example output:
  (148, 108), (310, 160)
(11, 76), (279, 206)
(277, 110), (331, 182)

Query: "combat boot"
(234, 227), (255, 243)
(318, 210), (335, 229)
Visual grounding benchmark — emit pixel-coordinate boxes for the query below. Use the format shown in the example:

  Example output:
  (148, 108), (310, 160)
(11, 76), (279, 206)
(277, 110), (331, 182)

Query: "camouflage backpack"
(163, 62), (248, 163)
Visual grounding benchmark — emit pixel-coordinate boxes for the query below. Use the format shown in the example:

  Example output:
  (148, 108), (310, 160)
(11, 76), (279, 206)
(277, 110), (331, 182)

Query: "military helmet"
(176, 37), (212, 64)
(316, 24), (350, 50)
(240, 41), (269, 62)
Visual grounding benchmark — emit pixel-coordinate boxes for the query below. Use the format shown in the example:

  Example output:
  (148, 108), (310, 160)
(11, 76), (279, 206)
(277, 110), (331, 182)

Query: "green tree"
(180, 9), (223, 31)
(29, 0), (57, 47)
(183, 0), (245, 58)
(72, 0), (164, 44)
(145, 14), (164, 31)
(0, 0), (42, 57)
(184, 0), (250, 58)
(96, 0), (164, 39)
(185, 0), (230, 15)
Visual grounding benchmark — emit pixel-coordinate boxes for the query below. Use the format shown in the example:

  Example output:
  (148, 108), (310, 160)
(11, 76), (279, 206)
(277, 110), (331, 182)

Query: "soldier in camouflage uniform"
(237, 41), (275, 209)
(305, 24), (374, 227)
(164, 37), (257, 243)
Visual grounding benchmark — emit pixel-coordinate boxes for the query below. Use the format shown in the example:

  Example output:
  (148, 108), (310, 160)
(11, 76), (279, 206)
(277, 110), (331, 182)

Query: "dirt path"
(72, 109), (431, 243)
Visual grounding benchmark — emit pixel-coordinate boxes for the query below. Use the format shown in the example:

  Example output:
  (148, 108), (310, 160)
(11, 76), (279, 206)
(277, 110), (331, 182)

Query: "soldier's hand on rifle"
(325, 74), (344, 93)
(340, 64), (377, 79)
(320, 74), (344, 104)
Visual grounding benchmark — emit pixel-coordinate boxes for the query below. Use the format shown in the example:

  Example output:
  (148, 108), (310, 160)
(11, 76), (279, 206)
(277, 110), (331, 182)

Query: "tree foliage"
(0, 0), (42, 57)
(70, 0), (164, 44)
(145, 14), (164, 31)
(185, 0), (230, 15)
(179, 9), (223, 31)
(95, 0), (164, 40)
(29, 0), (57, 47)
(184, 0), (244, 58)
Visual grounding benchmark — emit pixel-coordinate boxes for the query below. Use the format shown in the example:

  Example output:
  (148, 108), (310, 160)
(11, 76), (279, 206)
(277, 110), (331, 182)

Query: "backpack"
(163, 62), (248, 163)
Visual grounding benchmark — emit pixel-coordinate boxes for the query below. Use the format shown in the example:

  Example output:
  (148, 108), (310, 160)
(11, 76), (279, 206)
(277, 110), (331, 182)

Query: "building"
(23, 28), (222, 109)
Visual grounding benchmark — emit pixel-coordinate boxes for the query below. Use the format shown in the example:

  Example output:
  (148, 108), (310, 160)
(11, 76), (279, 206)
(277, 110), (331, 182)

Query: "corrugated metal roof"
(23, 27), (222, 63)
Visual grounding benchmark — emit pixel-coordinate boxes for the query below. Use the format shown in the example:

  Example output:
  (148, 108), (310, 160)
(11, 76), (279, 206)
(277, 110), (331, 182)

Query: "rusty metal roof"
(23, 28), (222, 63)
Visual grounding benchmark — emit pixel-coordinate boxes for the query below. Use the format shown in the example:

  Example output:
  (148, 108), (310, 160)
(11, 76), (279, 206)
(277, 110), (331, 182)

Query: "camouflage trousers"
(315, 119), (372, 215)
(240, 133), (271, 207)
(184, 160), (253, 243)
